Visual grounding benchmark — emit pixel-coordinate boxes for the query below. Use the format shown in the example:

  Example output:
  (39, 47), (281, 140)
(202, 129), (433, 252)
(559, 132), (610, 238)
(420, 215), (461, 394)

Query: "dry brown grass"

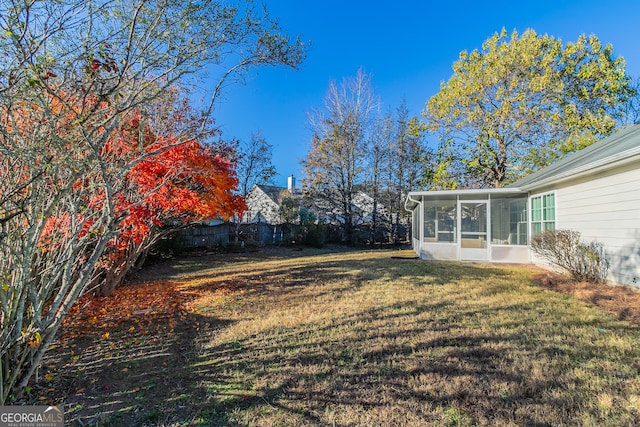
(42, 247), (640, 426)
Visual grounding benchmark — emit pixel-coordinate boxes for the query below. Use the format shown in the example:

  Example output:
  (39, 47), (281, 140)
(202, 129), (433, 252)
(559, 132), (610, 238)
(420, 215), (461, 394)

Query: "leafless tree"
(303, 69), (379, 244)
(235, 132), (277, 198)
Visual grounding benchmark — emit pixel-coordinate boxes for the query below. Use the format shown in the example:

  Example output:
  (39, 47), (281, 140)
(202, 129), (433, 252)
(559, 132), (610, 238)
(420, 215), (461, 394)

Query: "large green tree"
(423, 28), (636, 188)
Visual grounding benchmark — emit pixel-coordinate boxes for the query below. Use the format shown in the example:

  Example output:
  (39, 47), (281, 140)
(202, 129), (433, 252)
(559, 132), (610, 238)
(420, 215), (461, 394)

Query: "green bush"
(304, 224), (325, 248)
(530, 229), (609, 283)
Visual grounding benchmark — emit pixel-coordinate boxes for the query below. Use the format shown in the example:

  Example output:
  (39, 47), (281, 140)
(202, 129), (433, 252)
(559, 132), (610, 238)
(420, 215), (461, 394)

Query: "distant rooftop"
(256, 184), (292, 204)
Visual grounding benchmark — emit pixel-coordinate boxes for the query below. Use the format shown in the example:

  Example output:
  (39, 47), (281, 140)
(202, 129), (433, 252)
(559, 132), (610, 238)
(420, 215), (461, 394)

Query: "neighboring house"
(311, 190), (391, 226)
(243, 175), (391, 229)
(243, 184), (291, 225)
(352, 192), (391, 224)
(405, 124), (640, 287)
(243, 175), (297, 225)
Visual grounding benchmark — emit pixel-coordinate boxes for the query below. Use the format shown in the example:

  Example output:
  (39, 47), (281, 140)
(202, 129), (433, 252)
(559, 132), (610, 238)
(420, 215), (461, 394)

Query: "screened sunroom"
(405, 189), (532, 263)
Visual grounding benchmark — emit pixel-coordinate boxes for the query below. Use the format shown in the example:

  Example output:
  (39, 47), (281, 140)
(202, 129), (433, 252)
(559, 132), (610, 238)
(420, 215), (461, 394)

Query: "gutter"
(404, 194), (422, 212)
(518, 149), (640, 191)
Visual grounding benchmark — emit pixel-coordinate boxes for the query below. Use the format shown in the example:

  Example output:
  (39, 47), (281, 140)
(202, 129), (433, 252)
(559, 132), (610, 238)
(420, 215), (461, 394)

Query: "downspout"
(404, 194), (422, 212)
(405, 195), (423, 255)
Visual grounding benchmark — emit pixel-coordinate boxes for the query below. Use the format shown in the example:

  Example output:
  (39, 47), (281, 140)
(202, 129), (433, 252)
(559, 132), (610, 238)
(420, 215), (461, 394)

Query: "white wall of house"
(420, 242), (458, 260)
(490, 246), (531, 263)
(530, 160), (640, 286)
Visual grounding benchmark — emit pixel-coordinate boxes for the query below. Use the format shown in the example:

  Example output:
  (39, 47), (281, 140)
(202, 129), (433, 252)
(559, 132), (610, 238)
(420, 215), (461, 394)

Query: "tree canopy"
(302, 71), (430, 244)
(423, 28), (636, 188)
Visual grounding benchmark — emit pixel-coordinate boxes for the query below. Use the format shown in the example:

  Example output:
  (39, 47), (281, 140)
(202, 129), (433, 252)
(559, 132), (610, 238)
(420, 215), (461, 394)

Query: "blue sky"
(209, 0), (640, 187)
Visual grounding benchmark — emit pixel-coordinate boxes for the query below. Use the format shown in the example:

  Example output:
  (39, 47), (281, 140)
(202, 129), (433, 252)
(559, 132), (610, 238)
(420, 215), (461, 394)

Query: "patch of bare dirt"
(533, 271), (640, 326)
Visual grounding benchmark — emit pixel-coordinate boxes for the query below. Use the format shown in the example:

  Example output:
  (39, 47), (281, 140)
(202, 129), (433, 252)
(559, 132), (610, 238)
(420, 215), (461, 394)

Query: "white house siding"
(412, 208), (420, 253)
(532, 161), (640, 286)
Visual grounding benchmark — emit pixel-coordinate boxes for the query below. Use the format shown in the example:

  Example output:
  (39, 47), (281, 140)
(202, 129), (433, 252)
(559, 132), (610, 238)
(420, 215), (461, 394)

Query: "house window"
(423, 205), (436, 239)
(531, 193), (555, 236)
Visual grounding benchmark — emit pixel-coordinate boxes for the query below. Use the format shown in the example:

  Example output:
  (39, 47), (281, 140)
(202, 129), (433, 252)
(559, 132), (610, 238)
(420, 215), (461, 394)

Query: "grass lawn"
(42, 247), (640, 426)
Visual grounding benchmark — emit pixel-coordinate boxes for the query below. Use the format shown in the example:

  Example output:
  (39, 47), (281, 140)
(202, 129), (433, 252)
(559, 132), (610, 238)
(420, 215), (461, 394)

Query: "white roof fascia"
(517, 148), (640, 191)
(406, 188), (526, 197)
(404, 188), (526, 212)
(404, 194), (422, 212)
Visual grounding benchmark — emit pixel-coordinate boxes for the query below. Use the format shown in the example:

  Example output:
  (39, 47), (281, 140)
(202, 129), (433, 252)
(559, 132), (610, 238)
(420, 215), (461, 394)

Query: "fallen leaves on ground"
(62, 281), (191, 342)
(533, 272), (640, 326)
(35, 278), (245, 409)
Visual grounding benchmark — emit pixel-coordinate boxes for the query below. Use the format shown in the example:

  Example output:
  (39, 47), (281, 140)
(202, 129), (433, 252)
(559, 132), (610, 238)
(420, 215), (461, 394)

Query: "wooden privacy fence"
(170, 221), (410, 250)
(172, 223), (287, 249)
(238, 223), (288, 245)
(173, 223), (232, 249)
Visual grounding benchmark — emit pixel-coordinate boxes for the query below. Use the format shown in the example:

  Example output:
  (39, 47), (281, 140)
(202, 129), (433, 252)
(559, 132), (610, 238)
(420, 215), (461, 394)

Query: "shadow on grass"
(177, 249), (514, 298)
(186, 302), (638, 426)
(50, 248), (640, 426)
(48, 310), (236, 425)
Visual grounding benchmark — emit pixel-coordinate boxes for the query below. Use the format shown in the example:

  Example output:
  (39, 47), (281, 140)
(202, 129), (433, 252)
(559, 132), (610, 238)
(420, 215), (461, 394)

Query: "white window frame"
(530, 191), (556, 239)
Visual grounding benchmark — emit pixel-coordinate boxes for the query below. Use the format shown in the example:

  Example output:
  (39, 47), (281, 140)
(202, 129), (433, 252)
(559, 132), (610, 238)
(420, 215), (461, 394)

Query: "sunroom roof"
(404, 188), (525, 210)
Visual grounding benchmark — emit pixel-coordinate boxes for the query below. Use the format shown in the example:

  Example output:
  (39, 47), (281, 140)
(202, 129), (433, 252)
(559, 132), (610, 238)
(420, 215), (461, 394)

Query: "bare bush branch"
(531, 229), (610, 283)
